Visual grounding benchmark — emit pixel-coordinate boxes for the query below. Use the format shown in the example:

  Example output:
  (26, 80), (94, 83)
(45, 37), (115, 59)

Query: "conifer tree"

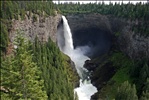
(1, 32), (47, 100)
(115, 81), (138, 100)
(32, 37), (76, 100)
(141, 78), (149, 100)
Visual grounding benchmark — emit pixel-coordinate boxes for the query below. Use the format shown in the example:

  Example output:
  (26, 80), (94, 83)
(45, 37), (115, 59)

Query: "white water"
(58, 16), (97, 100)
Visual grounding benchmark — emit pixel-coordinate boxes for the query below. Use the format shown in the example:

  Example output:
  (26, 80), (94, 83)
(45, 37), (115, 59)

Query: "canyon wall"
(9, 13), (61, 43)
(66, 14), (149, 59)
(9, 13), (149, 59)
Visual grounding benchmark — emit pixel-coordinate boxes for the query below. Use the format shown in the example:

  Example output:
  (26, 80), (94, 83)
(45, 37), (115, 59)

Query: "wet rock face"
(66, 14), (112, 47)
(118, 27), (149, 60)
(65, 14), (149, 59)
(10, 14), (62, 43)
(84, 60), (98, 71)
(108, 16), (149, 59)
(10, 13), (149, 59)
(66, 14), (113, 58)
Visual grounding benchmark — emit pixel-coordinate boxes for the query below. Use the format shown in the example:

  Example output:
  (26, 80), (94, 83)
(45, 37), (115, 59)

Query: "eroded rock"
(9, 13), (62, 43)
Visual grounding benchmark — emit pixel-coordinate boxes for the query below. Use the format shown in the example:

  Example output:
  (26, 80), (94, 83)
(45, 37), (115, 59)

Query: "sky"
(53, 0), (148, 5)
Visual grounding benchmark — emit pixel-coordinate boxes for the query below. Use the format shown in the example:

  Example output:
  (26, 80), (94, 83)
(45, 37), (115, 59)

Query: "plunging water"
(57, 16), (97, 100)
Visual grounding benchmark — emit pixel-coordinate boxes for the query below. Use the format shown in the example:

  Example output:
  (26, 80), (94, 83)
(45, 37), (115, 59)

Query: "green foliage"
(0, 1), (55, 20)
(32, 37), (78, 100)
(102, 52), (149, 99)
(100, 52), (134, 99)
(0, 1), (55, 54)
(56, 2), (149, 36)
(139, 63), (149, 84)
(56, 2), (149, 20)
(32, 14), (37, 22)
(132, 21), (149, 37)
(112, 67), (131, 84)
(129, 59), (149, 96)
(141, 78), (149, 100)
(1, 33), (48, 100)
(141, 91), (149, 100)
(110, 52), (133, 69)
(1, 93), (12, 100)
(0, 21), (9, 54)
(115, 81), (138, 100)
(1, 32), (78, 100)
(1, 1), (148, 100)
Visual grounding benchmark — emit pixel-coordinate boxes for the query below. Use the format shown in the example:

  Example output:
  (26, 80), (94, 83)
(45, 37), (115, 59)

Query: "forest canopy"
(0, 1), (149, 100)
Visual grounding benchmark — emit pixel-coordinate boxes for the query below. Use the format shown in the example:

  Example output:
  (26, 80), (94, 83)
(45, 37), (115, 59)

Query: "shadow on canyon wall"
(57, 14), (113, 59)
(57, 13), (149, 59)
(72, 27), (112, 58)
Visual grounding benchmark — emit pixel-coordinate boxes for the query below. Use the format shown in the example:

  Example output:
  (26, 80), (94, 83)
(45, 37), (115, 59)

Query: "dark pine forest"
(1, 1), (149, 100)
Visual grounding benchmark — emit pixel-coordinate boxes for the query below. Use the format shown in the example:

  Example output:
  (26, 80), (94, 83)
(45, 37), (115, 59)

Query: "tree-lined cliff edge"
(1, 1), (149, 100)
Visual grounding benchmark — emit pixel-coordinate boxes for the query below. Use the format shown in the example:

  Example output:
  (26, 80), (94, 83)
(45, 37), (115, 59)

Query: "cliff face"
(118, 27), (149, 59)
(10, 13), (149, 59)
(8, 13), (149, 99)
(9, 13), (62, 43)
(66, 14), (149, 59)
(66, 14), (148, 100)
(66, 14), (113, 58)
(108, 16), (149, 59)
(66, 14), (112, 47)
(8, 13), (79, 86)
(66, 14), (112, 35)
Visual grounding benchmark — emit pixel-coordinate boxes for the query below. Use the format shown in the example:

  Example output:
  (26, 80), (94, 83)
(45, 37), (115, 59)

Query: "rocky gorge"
(9, 13), (149, 60)
(66, 13), (149, 60)
(9, 13), (149, 99)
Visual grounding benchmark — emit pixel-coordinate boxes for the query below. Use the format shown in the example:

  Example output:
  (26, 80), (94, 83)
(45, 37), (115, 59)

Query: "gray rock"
(9, 14), (62, 43)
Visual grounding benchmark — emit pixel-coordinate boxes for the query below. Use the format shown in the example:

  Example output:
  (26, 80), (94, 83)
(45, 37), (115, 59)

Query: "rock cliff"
(66, 14), (113, 58)
(108, 16), (149, 59)
(9, 13), (62, 43)
(66, 14), (149, 59)
(8, 14), (149, 89)
(8, 12), (149, 75)
(118, 26), (149, 59)
(9, 13), (149, 59)
(8, 13), (149, 99)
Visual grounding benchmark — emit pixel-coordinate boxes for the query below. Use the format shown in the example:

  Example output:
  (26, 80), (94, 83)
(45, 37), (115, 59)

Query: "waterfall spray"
(57, 15), (97, 100)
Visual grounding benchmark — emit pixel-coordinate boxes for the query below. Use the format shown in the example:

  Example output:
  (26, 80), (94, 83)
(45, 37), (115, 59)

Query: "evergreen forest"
(1, 1), (149, 100)
(1, 1), (78, 100)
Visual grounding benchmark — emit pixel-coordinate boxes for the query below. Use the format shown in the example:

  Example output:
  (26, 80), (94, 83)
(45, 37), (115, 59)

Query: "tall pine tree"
(115, 81), (138, 100)
(1, 32), (47, 100)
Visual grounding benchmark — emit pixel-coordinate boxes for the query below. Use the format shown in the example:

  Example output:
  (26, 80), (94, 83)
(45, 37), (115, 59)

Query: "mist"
(56, 16), (97, 100)
(72, 27), (112, 58)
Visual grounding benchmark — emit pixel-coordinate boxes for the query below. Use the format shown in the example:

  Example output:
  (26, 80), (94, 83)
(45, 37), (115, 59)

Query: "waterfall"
(57, 15), (97, 100)
(62, 16), (74, 54)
